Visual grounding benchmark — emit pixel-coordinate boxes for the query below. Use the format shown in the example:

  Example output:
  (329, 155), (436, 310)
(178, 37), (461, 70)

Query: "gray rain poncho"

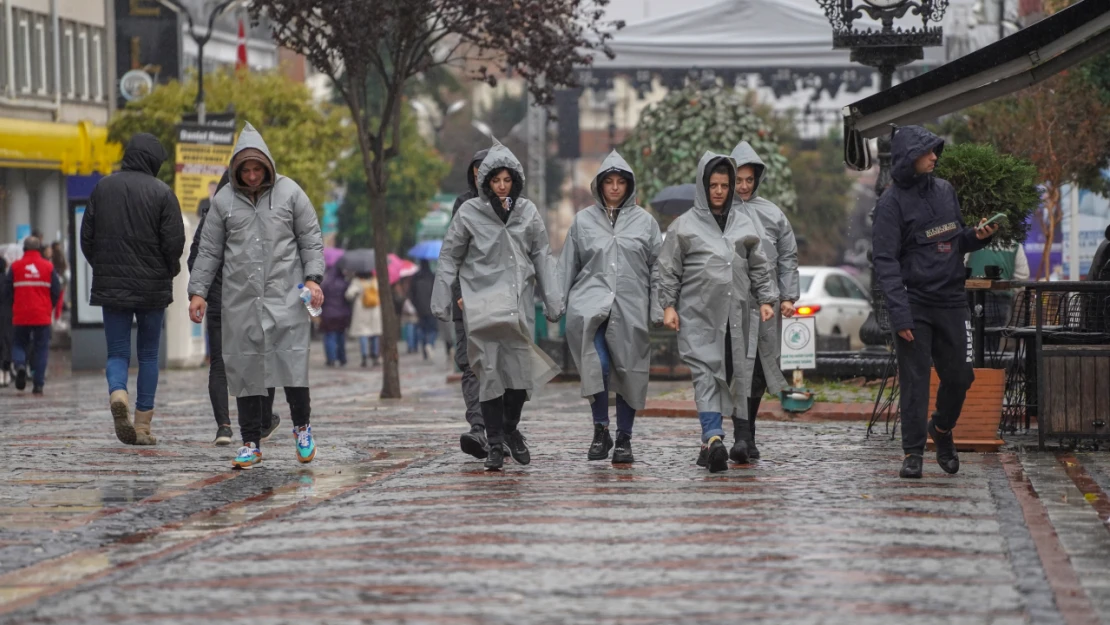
(558, 151), (662, 410)
(188, 123), (325, 397)
(730, 141), (800, 396)
(431, 142), (563, 401)
(652, 152), (778, 420)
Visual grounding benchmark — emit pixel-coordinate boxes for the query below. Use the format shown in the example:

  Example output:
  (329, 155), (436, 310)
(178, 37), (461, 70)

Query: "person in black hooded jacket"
(187, 171), (278, 446)
(450, 149), (489, 459)
(872, 125), (998, 479)
(81, 133), (186, 446)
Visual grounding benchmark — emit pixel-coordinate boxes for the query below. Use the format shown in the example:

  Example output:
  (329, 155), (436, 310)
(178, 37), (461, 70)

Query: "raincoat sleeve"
(872, 197), (913, 332)
(187, 201), (226, 300)
(775, 214), (800, 302)
(745, 236), (778, 305)
(557, 221), (580, 313)
(647, 219), (664, 324)
(291, 188), (325, 282)
(652, 226), (684, 326)
(432, 215), (470, 322)
(530, 211), (564, 321)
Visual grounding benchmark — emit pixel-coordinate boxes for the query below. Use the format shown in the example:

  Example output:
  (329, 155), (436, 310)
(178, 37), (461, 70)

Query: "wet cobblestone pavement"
(2, 346), (1109, 624)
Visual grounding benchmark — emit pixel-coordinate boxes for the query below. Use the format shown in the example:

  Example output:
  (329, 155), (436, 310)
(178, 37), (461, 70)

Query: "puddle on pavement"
(0, 451), (426, 610)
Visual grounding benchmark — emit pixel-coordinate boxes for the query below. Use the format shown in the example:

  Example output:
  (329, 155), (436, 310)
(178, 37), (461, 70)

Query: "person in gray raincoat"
(188, 122), (326, 470)
(652, 152), (778, 473)
(558, 151), (661, 464)
(729, 141), (800, 460)
(432, 141), (563, 471)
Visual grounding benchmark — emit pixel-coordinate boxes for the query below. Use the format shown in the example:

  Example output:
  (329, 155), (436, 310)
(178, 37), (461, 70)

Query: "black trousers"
(236, 387), (310, 446)
(208, 312), (274, 427)
(454, 319), (483, 427)
(744, 354), (768, 440)
(895, 304), (975, 455)
(480, 389), (527, 445)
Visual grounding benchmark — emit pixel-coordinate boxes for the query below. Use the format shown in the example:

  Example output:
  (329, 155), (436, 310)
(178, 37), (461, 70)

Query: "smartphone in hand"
(978, 212), (1007, 230)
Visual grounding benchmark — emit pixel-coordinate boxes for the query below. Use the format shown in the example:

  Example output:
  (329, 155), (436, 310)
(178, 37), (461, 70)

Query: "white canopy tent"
(590, 0), (948, 73)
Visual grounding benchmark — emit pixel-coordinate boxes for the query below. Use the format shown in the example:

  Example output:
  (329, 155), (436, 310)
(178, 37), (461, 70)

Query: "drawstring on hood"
(890, 125), (945, 192)
(121, 133), (168, 178)
(591, 150), (637, 226)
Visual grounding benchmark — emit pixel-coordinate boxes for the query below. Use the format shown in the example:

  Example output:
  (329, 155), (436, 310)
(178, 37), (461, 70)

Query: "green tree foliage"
(336, 110), (450, 252)
(108, 69), (347, 211)
(620, 85), (796, 213)
(934, 143), (1039, 248)
(781, 132), (854, 265)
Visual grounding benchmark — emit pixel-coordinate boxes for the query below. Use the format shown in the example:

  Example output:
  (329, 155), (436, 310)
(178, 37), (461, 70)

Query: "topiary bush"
(934, 142), (1039, 247)
(620, 85), (796, 212)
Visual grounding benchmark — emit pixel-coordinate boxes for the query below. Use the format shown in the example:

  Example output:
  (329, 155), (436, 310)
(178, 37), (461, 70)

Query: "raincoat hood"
(478, 141), (525, 208)
(121, 133), (168, 177)
(891, 125), (944, 189)
(465, 148), (489, 197)
(693, 151), (736, 213)
(230, 122), (277, 194)
(591, 150), (636, 210)
(729, 141), (767, 199)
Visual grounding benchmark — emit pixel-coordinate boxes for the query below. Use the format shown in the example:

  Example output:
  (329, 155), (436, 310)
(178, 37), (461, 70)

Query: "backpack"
(361, 281), (380, 308)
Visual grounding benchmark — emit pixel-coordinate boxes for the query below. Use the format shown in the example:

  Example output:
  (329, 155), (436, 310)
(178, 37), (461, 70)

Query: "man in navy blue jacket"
(872, 126), (999, 479)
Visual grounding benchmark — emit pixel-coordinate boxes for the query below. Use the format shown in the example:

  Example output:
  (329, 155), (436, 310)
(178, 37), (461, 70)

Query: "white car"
(794, 266), (873, 349)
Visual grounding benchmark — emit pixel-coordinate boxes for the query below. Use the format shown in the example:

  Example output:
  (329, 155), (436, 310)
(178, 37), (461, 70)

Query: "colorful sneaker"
(232, 443), (262, 470)
(294, 425), (316, 463)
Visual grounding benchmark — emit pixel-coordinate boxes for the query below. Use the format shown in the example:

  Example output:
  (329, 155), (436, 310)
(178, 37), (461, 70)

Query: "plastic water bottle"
(298, 283), (321, 317)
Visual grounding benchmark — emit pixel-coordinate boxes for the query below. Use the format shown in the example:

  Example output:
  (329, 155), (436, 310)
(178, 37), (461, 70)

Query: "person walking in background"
(188, 122), (325, 470)
(451, 149), (490, 458)
(410, 259), (437, 360)
(559, 151), (661, 464)
(346, 272), (383, 367)
(872, 125), (998, 479)
(48, 242), (68, 325)
(7, 237), (63, 394)
(0, 257), (12, 388)
(81, 133), (185, 444)
(188, 170), (281, 446)
(433, 141), (564, 471)
(320, 264), (352, 367)
(652, 152), (777, 473)
(730, 141), (800, 460)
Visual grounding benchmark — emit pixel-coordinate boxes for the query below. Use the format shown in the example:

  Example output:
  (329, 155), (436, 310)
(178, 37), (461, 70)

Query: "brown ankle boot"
(110, 390), (136, 444)
(133, 409), (157, 445)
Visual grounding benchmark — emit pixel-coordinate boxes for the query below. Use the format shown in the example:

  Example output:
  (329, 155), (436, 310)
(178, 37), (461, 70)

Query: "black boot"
(706, 436), (729, 473)
(507, 429), (531, 465)
(900, 454), (924, 479)
(612, 432), (634, 464)
(928, 418), (960, 474)
(361, 355), (368, 368)
(729, 417), (750, 464)
(460, 424), (489, 459)
(485, 441), (505, 470)
(588, 423), (614, 460)
(748, 415), (761, 460)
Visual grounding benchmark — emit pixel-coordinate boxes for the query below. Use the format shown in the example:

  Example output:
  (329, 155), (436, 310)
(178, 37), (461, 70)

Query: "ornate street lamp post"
(817, 0), (948, 347)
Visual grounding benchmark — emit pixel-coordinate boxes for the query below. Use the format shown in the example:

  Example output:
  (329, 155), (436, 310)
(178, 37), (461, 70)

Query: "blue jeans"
(698, 412), (725, 443)
(359, 336), (380, 359)
(324, 331), (347, 365)
(591, 321), (636, 437)
(103, 307), (164, 412)
(12, 324), (51, 388)
(418, 315), (439, 351)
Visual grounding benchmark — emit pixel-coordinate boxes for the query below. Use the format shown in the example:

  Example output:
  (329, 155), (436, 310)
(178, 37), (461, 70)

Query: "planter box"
(926, 367), (1006, 452)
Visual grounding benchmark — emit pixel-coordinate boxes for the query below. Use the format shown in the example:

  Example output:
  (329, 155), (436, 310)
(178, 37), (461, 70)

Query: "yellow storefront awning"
(0, 117), (121, 176)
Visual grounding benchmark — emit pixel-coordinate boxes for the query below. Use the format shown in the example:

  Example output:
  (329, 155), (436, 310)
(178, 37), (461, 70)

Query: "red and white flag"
(236, 18), (248, 71)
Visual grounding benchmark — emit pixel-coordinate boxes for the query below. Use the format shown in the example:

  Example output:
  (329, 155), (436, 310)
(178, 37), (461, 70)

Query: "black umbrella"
(339, 248), (375, 274)
(650, 183), (697, 216)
